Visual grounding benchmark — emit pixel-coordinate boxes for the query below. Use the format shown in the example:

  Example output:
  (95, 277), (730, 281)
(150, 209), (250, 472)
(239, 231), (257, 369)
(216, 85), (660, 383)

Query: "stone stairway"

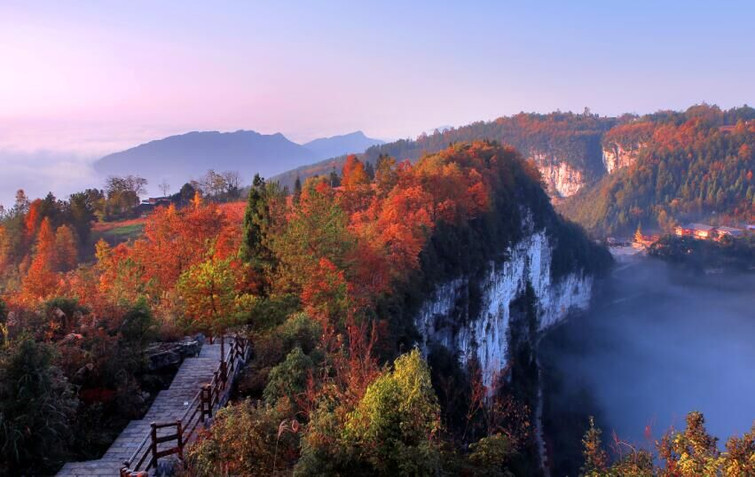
(57, 343), (226, 477)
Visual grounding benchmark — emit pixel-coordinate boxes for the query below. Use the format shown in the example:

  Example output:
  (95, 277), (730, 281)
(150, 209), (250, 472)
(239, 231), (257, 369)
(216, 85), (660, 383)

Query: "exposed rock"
(146, 338), (202, 372)
(415, 227), (593, 388)
(531, 152), (586, 198)
(602, 142), (645, 174)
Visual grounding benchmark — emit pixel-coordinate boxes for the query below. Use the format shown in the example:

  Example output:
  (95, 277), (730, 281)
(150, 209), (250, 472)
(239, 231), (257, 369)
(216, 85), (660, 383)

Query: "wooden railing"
(120, 335), (250, 477)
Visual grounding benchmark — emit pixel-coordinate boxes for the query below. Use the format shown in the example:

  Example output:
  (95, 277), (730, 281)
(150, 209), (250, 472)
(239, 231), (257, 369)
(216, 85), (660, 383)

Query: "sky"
(0, 0), (753, 206)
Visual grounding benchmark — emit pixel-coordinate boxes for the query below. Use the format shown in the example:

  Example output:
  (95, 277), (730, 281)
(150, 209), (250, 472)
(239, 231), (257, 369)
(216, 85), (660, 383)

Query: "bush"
(468, 434), (517, 476)
(186, 399), (299, 476)
(296, 349), (442, 476)
(263, 347), (315, 406)
(0, 338), (78, 474)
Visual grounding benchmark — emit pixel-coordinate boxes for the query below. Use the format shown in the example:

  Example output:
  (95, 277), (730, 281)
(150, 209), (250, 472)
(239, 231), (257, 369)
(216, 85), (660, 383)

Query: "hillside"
(559, 105), (755, 236)
(94, 130), (383, 196)
(1, 140), (609, 475)
(273, 111), (617, 196)
(274, 105), (755, 238)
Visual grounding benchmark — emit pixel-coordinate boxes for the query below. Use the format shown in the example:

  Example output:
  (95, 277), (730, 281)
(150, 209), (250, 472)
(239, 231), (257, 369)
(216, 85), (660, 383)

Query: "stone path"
(57, 343), (226, 477)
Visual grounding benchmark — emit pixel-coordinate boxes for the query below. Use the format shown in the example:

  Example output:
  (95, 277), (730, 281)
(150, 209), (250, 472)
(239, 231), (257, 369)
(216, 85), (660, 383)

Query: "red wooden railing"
(120, 335), (250, 477)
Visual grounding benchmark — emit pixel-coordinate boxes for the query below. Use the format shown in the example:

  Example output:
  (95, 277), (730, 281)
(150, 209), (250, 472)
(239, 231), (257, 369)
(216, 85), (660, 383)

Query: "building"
(715, 226), (744, 239)
(141, 197), (172, 207)
(675, 223), (715, 239)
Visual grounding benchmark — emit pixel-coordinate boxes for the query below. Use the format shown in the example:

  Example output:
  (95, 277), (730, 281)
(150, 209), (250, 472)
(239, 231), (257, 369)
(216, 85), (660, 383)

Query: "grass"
(92, 218), (147, 245)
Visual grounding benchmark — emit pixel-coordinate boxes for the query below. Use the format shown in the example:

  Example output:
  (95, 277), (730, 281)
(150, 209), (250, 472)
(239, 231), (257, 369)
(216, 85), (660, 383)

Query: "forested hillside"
(274, 111), (617, 197)
(275, 105), (755, 238)
(560, 105), (755, 236)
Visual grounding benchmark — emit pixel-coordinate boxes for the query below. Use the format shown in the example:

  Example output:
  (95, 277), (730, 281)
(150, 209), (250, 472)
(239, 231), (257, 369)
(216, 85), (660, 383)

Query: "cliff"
(415, 222), (594, 388)
(601, 141), (645, 174)
(600, 121), (654, 173)
(533, 153), (586, 198)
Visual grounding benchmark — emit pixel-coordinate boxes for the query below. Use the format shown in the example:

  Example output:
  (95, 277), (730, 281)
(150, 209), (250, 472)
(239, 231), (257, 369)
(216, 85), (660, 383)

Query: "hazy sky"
(0, 1), (753, 204)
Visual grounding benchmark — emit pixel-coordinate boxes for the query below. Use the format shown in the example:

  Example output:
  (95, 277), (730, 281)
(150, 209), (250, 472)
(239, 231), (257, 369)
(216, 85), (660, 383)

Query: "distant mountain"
(94, 129), (384, 196)
(303, 131), (384, 160)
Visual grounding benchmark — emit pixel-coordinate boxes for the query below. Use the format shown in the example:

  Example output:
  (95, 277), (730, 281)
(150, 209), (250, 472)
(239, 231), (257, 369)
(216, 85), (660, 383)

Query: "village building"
(715, 226), (744, 239)
(136, 197), (173, 217)
(675, 223), (716, 239)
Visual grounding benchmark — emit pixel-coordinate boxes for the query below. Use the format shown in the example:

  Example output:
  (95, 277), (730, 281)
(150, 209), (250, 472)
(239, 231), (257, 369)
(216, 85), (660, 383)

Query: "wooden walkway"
(58, 343), (226, 477)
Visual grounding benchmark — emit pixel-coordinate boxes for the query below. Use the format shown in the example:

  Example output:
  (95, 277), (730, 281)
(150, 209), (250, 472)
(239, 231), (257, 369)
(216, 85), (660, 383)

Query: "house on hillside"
(675, 223), (716, 239)
(136, 197), (173, 217)
(142, 197), (172, 207)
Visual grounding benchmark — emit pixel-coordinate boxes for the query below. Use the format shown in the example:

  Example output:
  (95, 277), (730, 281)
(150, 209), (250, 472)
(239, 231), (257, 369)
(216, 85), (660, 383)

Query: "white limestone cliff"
(602, 142), (645, 174)
(415, 229), (592, 388)
(531, 152), (586, 198)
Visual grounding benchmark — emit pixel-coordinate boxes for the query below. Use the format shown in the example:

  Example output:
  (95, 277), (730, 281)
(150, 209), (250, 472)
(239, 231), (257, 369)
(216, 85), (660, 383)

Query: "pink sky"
(0, 1), (752, 206)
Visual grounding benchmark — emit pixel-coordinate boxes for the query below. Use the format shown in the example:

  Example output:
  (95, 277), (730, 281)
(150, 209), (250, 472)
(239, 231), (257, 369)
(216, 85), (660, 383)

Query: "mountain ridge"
(94, 129), (384, 195)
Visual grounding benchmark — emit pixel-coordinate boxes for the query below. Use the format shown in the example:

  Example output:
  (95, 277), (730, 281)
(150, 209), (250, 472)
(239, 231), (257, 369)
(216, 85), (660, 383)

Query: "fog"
(541, 255), (755, 468)
(0, 149), (101, 208)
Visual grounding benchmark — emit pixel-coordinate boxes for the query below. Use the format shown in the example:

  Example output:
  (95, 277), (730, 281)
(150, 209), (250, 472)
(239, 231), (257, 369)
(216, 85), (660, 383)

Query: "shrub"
(0, 337), (78, 474)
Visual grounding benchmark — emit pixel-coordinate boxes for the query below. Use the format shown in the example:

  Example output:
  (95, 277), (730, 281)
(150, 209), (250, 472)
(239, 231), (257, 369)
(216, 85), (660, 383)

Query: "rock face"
(538, 161), (585, 198)
(415, 229), (593, 388)
(602, 142), (645, 174)
(146, 338), (202, 372)
(531, 153), (587, 198)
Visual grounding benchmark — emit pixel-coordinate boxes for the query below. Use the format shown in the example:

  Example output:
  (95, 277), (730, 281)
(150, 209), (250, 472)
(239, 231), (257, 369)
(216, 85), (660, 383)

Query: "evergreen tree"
(241, 174), (278, 293)
(293, 176), (302, 205)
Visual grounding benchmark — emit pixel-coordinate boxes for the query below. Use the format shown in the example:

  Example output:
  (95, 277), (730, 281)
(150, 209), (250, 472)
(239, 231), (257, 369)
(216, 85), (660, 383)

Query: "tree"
(263, 347), (315, 405)
(105, 175), (147, 219)
(54, 225), (78, 272)
(293, 176), (302, 205)
(66, 189), (103, 242)
(467, 434), (518, 476)
(13, 189), (29, 216)
(176, 256), (247, 337)
(300, 258), (348, 334)
(634, 223), (644, 243)
(273, 177), (355, 294)
(375, 155), (398, 197)
(298, 349), (441, 475)
(658, 411), (720, 476)
(241, 175), (281, 293)
(177, 182), (197, 206)
(118, 299), (158, 373)
(199, 170), (242, 201)
(158, 180), (171, 196)
(21, 218), (60, 303)
(0, 338), (78, 474)
(242, 175), (266, 261)
(341, 155), (369, 190)
(581, 416), (608, 476)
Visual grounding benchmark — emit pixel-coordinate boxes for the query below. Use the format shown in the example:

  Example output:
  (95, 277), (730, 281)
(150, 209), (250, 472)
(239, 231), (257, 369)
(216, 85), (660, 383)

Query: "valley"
(541, 253), (755, 475)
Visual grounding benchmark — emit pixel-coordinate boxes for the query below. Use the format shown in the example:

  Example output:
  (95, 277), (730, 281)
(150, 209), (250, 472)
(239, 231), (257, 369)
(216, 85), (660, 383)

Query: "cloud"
(0, 149), (99, 208)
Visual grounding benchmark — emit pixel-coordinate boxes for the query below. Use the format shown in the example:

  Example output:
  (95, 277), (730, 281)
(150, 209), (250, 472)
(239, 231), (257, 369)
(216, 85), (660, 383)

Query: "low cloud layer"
(0, 149), (100, 208)
(543, 258), (755, 448)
